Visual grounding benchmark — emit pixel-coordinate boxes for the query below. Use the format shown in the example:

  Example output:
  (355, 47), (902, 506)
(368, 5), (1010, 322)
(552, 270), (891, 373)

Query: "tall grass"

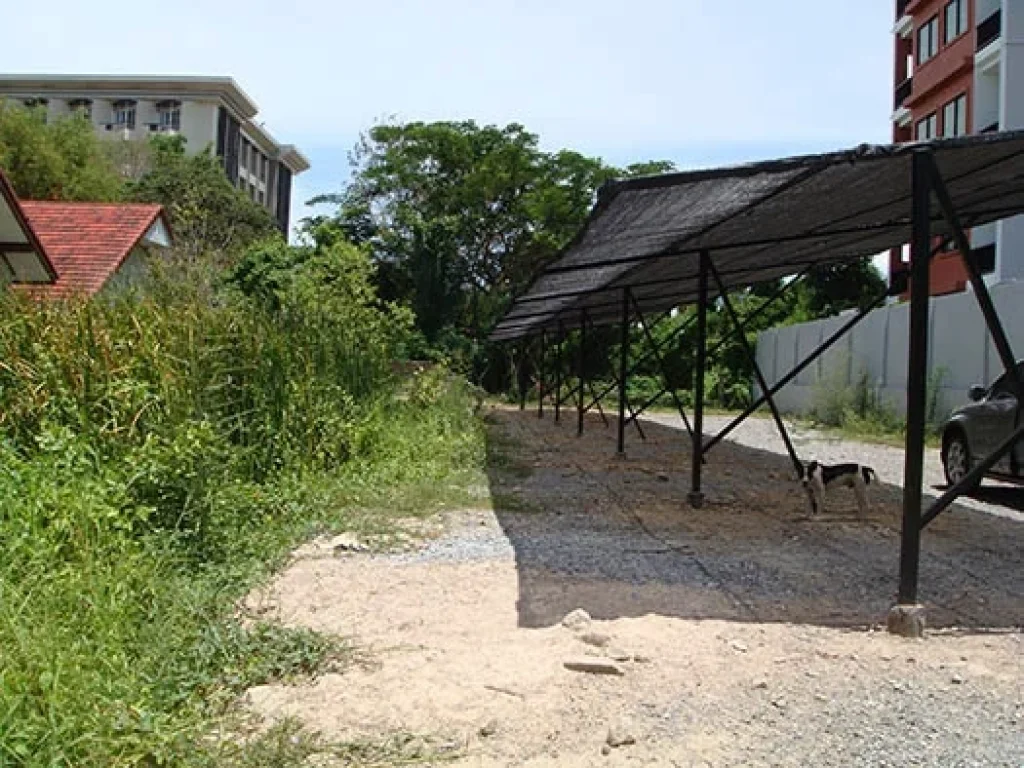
(0, 262), (485, 765)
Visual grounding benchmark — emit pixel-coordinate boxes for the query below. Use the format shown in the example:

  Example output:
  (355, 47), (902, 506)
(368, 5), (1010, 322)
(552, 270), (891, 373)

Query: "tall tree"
(308, 120), (675, 345)
(127, 135), (278, 259)
(0, 102), (122, 201)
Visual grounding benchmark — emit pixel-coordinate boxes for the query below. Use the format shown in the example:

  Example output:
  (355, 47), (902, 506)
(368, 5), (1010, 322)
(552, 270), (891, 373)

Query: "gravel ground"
(643, 411), (1024, 524)
(246, 406), (1023, 767)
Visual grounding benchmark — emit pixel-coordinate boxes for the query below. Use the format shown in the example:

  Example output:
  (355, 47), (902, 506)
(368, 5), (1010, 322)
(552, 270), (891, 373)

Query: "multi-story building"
(0, 75), (310, 233)
(890, 0), (1023, 295)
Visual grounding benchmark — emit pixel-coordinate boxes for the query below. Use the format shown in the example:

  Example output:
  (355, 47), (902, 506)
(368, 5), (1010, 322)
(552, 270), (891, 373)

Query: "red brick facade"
(890, 0), (978, 298)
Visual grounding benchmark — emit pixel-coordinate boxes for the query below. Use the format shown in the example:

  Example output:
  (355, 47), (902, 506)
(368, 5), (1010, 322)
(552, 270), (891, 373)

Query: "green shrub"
(0, 238), (485, 765)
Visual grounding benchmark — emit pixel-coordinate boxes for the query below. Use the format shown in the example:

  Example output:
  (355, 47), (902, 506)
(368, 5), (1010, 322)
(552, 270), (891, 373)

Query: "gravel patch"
(645, 411), (1024, 524)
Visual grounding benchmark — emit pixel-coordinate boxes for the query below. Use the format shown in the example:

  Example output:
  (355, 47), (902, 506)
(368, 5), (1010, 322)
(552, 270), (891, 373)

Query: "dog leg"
(854, 476), (869, 517)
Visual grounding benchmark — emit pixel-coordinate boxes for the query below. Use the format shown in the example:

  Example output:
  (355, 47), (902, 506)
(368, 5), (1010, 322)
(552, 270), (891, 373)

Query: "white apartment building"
(971, 0), (1024, 284)
(0, 75), (309, 232)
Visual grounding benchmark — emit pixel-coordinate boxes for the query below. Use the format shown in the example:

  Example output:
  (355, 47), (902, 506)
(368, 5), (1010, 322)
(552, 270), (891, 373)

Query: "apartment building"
(890, 0), (1023, 295)
(0, 75), (309, 233)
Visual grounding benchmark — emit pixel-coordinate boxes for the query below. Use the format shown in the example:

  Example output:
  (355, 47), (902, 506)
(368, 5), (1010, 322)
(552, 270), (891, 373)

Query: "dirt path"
(244, 407), (1023, 767)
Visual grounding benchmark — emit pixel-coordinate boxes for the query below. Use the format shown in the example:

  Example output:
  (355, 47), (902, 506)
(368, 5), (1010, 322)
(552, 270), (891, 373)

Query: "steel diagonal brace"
(707, 258), (805, 479)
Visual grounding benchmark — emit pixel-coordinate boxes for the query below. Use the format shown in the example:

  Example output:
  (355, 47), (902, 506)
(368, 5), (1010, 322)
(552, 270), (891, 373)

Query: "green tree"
(127, 134), (278, 259)
(308, 120), (674, 350)
(792, 259), (886, 320)
(0, 102), (122, 201)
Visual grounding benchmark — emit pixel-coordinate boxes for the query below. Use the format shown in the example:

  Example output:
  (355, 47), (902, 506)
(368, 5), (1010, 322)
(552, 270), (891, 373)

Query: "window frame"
(112, 100), (137, 130)
(944, 0), (968, 44)
(917, 15), (940, 65)
(942, 93), (968, 137)
(916, 112), (938, 140)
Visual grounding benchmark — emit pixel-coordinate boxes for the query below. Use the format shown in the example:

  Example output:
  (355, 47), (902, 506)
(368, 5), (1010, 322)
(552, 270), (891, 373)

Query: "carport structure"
(491, 132), (1024, 634)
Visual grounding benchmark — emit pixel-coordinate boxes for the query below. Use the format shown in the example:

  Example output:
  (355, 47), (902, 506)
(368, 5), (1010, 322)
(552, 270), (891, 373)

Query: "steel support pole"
(577, 311), (586, 438)
(708, 260), (803, 478)
(689, 250), (709, 507)
(518, 339), (528, 411)
(898, 149), (932, 607)
(554, 322), (563, 423)
(630, 291), (695, 440)
(617, 288), (630, 454)
(537, 330), (546, 418)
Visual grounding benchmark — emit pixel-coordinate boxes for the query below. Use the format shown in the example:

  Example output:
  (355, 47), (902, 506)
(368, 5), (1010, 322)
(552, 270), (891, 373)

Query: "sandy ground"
(243, 407), (1023, 767)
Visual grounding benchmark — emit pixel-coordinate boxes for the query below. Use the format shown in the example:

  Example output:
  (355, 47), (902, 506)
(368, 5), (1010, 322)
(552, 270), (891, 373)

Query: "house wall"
(754, 280), (1024, 418)
(102, 248), (151, 294)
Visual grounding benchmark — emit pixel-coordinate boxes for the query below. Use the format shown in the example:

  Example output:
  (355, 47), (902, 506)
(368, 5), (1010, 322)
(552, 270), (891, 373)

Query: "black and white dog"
(799, 461), (878, 516)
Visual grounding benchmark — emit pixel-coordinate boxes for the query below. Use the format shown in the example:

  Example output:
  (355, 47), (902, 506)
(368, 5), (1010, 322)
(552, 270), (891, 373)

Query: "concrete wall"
(754, 280), (1024, 418)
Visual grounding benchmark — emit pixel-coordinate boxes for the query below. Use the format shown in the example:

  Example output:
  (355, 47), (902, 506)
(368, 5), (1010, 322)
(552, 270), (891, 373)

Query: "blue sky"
(5, 0), (895, 269)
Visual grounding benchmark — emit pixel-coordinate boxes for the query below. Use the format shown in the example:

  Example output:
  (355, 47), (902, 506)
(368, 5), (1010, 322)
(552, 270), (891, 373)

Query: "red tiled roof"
(16, 201), (167, 298)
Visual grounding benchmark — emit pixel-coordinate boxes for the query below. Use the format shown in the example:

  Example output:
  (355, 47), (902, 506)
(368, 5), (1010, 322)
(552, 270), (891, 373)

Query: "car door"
(975, 364), (1024, 474)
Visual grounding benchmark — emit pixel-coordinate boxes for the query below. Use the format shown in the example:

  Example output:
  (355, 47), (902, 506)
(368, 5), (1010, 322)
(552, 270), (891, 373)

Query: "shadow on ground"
(484, 407), (1024, 633)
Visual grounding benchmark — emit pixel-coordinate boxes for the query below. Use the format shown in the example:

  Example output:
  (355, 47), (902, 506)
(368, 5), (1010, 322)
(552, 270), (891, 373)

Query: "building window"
(916, 113), (937, 140)
(113, 100), (136, 130)
(917, 16), (939, 64)
(68, 98), (92, 120)
(942, 93), (968, 137)
(156, 100), (181, 131)
(944, 0), (968, 43)
(260, 154), (268, 182)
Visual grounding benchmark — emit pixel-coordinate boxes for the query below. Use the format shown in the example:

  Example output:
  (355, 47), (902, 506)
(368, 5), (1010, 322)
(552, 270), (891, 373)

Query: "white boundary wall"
(754, 281), (1024, 418)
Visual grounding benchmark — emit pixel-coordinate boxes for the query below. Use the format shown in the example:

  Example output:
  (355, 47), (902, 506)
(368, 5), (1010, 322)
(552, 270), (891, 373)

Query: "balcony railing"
(977, 10), (1002, 51)
(894, 77), (913, 110)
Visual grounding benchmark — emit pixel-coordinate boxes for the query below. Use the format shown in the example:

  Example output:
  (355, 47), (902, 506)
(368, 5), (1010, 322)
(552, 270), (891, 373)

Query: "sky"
(4, 0), (896, 271)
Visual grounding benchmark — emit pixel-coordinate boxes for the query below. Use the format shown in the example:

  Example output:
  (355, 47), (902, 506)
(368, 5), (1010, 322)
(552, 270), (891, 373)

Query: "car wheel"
(943, 430), (978, 491)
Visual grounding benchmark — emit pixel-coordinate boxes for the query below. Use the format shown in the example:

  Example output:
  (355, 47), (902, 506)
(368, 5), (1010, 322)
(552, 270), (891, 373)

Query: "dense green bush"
(0, 238), (485, 765)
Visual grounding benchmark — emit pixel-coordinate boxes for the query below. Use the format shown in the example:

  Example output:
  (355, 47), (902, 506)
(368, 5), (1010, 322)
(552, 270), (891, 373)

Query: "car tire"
(942, 429), (979, 492)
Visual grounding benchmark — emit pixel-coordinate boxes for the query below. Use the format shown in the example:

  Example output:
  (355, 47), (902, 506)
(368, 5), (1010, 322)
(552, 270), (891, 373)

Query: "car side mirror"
(968, 385), (986, 402)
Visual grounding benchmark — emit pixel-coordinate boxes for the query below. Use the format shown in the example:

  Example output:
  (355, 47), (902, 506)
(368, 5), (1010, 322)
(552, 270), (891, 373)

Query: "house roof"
(0, 171), (56, 284)
(16, 201), (170, 298)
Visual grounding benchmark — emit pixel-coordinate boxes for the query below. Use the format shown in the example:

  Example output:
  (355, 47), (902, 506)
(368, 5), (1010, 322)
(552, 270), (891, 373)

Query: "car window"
(988, 362), (1024, 400)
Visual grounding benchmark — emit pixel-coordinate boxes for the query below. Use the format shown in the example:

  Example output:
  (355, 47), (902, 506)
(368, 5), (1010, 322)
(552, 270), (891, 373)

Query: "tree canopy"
(306, 120), (675, 346)
(0, 103), (122, 202)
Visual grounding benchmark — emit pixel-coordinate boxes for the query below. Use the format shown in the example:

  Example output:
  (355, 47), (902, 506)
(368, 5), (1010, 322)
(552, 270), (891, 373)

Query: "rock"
(951, 674), (964, 685)
(609, 650), (632, 662)
(478, 719), (499, 737)
(633, 654), (652, 664)
(606, 726), (636, 748)
(887, 603), (926, 638)
(330, 532), (369, 554)
(752, 679), (769, 690)
(564, 659), (624, 676)
(561, 609), (592, 630)
(579, 632), (611, 648)
(729, 640), (749, 653)
(656, 473), (670, 482)
(771, 697), (787, 709)
(601, 745), (612, 756)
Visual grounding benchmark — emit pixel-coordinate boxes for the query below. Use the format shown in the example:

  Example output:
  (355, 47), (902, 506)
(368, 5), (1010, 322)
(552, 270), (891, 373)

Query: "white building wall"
(177, 101), (218, 153)
(755, 281), (1024, 418)
(996, 0), (1024, 282)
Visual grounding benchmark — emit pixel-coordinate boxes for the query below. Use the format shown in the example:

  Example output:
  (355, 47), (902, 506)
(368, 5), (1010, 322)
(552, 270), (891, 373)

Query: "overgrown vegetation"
(809, 360), (949, 443)
(0, 233), (485, 765)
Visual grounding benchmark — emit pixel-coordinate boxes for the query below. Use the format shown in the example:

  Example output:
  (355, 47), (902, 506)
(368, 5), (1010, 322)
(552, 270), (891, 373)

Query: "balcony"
(893, 12), (913, 38)
(894, 77), (912, 110)
(972, 243), (997, 275)
(977, 10), (1002, 52)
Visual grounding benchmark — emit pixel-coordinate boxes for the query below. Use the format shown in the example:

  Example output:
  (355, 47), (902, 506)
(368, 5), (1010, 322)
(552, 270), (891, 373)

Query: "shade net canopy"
(491, 132), (1024, 341)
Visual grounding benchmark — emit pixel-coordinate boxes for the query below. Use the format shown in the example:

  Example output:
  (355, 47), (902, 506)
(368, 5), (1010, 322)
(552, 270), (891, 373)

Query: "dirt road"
(244, 407), (1023, 766)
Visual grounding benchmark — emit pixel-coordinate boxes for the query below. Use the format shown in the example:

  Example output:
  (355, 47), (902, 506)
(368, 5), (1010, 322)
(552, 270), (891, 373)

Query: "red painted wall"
(890, 0), (977, 298)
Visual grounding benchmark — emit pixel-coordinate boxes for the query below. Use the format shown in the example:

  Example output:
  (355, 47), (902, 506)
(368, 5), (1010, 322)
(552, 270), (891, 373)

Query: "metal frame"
(499, 141), (1024, 631)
